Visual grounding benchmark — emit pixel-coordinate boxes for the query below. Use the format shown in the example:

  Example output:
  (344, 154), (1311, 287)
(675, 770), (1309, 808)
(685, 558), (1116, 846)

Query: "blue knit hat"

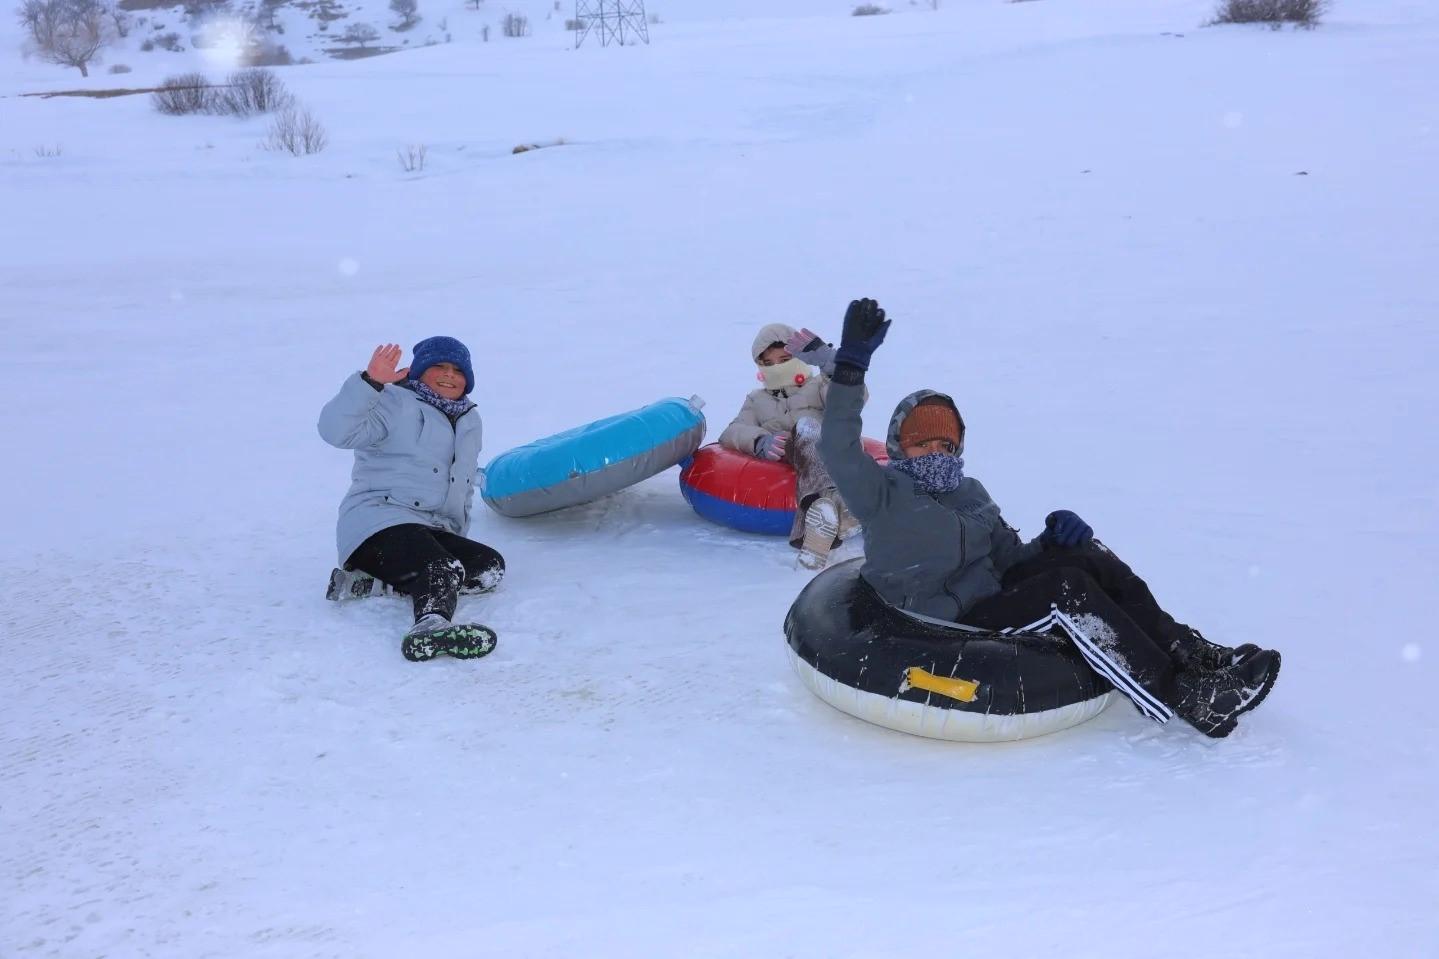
(408, 336), (475, 395)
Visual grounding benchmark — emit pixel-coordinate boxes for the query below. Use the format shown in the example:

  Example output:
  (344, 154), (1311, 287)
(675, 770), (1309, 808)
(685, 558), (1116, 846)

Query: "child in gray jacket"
(318, 337), (504, 662)
(819, 299), (1281, 739)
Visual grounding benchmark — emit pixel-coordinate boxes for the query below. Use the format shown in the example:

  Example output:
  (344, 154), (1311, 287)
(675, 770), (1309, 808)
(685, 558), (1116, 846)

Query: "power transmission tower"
(573, 0), (650, 48)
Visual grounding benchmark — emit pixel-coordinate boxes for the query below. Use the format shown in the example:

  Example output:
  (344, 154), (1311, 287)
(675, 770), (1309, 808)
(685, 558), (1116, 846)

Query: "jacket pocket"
(384, 487), (446, 511)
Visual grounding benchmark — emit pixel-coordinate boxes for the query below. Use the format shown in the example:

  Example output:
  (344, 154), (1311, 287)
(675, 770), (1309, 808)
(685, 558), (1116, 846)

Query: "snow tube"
(482, 396), (707, 518)
(784, 559), (1117, 742)
(679, 438), (888, 535)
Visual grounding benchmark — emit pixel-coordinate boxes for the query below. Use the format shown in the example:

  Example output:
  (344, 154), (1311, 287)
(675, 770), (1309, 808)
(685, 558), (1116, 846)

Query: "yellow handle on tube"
(903, 667), (980, 704)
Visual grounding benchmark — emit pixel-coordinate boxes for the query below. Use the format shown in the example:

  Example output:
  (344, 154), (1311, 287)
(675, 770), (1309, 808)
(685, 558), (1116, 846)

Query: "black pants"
(348, 524), (505, 623)
(960, 542), (1197, 712)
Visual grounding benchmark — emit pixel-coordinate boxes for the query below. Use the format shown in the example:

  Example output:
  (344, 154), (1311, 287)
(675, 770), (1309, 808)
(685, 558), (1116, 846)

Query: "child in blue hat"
(318, 336), (504, 661)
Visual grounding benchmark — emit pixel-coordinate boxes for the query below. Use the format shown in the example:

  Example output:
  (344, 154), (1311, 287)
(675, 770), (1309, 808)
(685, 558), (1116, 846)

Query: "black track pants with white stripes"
(347, 524), (505, 623)
(959, 542), (1184, 715)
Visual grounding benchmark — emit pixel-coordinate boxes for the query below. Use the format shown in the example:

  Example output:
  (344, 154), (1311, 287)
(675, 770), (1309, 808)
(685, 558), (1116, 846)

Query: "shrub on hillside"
(852, 4), (889, 15)
(248, 40), (292, 65)
(151, 72), (214, 115)
(1208, 0), (1327, 28)
(397, 143), (427, 172)
(502, 12), (528, 36)
(265, 106), (327, 155)
(213, 67), (292, 116)
(107, 62), (130, 73)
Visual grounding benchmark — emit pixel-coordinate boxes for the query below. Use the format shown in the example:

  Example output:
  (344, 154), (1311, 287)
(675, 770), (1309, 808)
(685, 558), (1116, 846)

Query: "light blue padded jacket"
(318, 372), (483, 564)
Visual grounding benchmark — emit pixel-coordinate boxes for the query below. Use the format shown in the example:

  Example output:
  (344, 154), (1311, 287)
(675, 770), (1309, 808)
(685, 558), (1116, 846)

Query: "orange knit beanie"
(899, 402), (962, 451)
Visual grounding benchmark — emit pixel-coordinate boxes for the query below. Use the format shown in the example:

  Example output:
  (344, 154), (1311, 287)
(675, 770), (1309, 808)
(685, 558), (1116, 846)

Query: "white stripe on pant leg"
(1052, 608), (1173, 723)
(1006, 608), (1173, 724)
(1003, 612), (1165, 721)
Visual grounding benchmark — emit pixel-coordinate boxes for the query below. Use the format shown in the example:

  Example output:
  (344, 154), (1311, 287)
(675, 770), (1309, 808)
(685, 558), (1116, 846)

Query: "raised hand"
(835, 298), (891, 372)
(785, 327), (826, 357)
(366, 343), (410, 384)
(785, 327), (837, 374)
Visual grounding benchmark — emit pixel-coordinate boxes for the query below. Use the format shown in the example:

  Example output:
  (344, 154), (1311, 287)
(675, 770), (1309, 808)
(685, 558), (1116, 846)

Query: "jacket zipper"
(946, 519), (968, 613)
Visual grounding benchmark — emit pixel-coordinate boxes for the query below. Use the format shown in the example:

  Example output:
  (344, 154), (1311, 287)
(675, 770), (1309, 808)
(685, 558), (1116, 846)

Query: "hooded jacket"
(318, 372), (484, 564)
(718, 322), (831, 455)
(818, 380), (1041, 621)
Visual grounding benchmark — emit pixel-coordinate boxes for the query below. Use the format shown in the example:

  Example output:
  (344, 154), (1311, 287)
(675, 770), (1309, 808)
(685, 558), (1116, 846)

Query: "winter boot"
(797, 496), (840, 570)
(329, 569), (501, 602)
(326, 567), (391, 601)
(463, 565), (505, 595)
(1171, 649), (1281, 738)
(401, 613), (498, 662)
(1168, 627), (1262, 672)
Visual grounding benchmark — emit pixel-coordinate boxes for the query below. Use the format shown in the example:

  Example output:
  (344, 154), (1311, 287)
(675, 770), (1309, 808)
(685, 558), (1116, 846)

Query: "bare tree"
(340, 21), (380, 47)
(17, 0), (114, 77)
(389, 0), (420, 30)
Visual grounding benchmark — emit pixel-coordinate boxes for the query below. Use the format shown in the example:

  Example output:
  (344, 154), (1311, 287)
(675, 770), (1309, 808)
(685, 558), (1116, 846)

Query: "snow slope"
(3, 1), (1438, 955)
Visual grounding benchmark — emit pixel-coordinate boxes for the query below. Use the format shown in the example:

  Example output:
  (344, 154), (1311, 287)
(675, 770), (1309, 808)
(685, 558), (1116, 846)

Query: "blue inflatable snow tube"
(481, 396), (707, 518)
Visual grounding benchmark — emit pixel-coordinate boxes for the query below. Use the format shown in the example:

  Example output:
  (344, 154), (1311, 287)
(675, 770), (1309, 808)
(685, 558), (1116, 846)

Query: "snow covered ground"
(4, 1), (1438, 955)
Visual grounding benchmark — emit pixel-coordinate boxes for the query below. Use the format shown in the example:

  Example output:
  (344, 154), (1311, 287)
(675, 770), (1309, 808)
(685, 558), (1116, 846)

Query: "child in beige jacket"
(718, 323), (858, 568)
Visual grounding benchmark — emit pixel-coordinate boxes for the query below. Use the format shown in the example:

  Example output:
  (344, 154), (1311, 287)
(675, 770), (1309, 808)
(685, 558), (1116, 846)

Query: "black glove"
(834, 298), (891, 372)
(1041, 510), (1094, 548)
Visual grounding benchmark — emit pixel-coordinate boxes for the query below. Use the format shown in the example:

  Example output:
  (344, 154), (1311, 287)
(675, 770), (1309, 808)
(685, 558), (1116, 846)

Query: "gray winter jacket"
(819, 381), (1041, 621)
(317, 372), (484, 564)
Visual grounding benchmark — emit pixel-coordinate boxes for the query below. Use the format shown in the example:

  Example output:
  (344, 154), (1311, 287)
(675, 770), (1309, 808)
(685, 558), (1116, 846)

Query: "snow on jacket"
(718, 322), (831, 455)
(819, 382), (1041, 621)
(317, 372), (484, 564)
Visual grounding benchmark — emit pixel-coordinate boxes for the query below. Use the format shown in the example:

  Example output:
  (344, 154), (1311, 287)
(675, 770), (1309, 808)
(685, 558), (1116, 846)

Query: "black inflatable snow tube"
(783, 559), (1116, 742)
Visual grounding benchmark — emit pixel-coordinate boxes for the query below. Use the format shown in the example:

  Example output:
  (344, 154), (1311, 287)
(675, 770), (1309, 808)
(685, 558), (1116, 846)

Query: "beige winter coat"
(718, 323), (832, 455)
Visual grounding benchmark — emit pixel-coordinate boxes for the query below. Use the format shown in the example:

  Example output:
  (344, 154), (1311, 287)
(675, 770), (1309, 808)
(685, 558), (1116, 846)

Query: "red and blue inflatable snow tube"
(679, 439), (889, 535)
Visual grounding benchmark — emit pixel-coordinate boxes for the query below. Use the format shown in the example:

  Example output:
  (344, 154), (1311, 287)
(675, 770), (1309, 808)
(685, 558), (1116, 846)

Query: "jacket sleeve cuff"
(831, 362), (867, 386)
(360, 371), (384, 392)
(340, 370), (386, 407)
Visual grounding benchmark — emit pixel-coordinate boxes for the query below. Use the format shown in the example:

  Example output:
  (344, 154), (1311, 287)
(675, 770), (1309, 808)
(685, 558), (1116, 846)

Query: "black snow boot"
(1172, 649), (1282, 738)
(1170, 627), (1263, 672)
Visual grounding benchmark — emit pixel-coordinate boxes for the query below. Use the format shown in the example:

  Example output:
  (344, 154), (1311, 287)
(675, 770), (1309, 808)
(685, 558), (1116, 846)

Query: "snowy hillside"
(3, 0), (1438, 955)
(2, 0), (916, 82)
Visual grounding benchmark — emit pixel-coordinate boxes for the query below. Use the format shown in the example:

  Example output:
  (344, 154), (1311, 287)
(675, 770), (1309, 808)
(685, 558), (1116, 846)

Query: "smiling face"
(420, 361), (466, 400)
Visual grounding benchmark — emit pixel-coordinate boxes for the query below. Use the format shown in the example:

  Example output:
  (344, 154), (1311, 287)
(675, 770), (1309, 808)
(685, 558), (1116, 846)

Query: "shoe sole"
(797, 500), (840, 570)
(1234, 651), (1281, 719)
(402, 624), (498, 662)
